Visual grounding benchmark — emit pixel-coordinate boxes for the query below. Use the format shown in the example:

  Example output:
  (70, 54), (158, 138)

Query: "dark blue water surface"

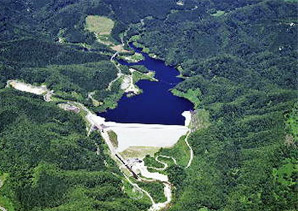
(100, 45), (193, 125)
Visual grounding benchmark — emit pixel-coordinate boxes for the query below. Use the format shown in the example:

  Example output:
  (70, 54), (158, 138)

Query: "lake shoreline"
(99, 43), (194, 125)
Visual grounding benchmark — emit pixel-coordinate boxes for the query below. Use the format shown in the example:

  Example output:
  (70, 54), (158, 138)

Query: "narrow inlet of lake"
(99, 45), (193, 125)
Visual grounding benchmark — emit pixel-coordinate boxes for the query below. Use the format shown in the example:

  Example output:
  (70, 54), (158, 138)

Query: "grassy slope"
(85, 16), (115, 35)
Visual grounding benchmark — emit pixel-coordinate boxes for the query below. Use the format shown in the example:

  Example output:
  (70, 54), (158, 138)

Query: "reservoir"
(100, 45), (193, 125)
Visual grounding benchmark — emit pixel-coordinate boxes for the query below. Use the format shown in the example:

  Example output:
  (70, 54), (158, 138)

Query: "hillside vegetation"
(0, 89), (150, 210)
(0, 0), (297, 210)
(129, 0), (298, 210)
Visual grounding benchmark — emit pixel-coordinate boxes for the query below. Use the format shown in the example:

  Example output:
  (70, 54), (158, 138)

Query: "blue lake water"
(99, 45), (193, 125)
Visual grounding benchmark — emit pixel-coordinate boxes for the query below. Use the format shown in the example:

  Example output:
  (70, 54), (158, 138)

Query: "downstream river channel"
(100, 45), (193, 125)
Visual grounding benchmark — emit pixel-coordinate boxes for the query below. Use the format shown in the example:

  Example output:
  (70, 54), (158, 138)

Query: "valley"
(0, 0), (297, 211)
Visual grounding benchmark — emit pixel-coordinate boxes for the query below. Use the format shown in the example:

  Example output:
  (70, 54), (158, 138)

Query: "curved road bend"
(0, 179), (7, 211)
(185, 131), (193, 169)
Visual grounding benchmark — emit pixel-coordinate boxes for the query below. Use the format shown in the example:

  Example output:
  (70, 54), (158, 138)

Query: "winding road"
(184, 131), (193, 169)
(134, 163), (172, 210)
(0, 179), (7, 211)
(7, 80), (190, 211)
(149, 155), (178, 171)
(108, 51), (123, 90)
(123, 173), (155, 203)
(158, 155), (178, 166)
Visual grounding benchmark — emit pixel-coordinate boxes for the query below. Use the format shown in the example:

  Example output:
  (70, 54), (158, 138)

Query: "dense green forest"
(0, 0), (297, 210)
(0, 89), (150, 210)
(128, 0), (298, 210)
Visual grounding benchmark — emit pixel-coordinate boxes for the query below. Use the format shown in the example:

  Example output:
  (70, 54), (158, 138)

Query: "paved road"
(185, 131), (193, 169)
(0, 179), (7, 211)
(108, 52), (122, 90)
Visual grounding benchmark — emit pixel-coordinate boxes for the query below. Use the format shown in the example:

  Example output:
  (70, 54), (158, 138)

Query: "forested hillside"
(0, 0), (174, 210)
(0, 89), (150, 210)
(0, 0), (297, 210)
(127, 0), (298, 210)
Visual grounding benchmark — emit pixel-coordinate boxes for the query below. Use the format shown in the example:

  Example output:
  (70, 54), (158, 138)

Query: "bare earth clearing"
(6, 80), (54, 101)
(5, 12), (194, 211)
(7, 80), (193, 210)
